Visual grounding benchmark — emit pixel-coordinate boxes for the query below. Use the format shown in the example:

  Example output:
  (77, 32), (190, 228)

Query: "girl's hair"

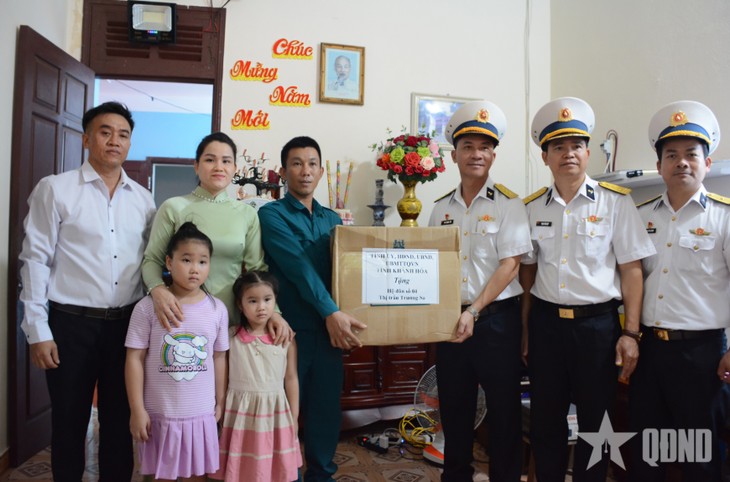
(165, 222), (215, 302)
(195, 132), (237, 163)
(232, 270), (279, 332)
(165, 221), (214, 258)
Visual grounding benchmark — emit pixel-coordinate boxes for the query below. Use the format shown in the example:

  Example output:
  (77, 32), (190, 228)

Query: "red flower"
(393, 135), (405, 143)
(405, 136), (418, 147)
(404, 152), (421, 168)
(392, 164), (403, 174)
(405, 166), (415, 176)
(415, 165), (424, 174)
(422, 170), (431, 177)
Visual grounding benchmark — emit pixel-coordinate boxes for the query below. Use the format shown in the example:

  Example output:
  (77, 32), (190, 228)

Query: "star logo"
(578, 411), (636, 470)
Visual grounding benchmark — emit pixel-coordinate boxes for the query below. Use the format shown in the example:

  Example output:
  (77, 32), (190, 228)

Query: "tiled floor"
(0, 409), (493, 481)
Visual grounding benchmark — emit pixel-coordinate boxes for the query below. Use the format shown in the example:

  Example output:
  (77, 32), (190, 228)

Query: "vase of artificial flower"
(370, 128), (446, 227)
(397, 179), (422, 227)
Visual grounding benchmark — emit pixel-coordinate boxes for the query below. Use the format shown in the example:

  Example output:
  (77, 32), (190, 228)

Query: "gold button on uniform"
(662, 268), (668, 273)
(464, 232), (468, 236)
(566, 209), (571, 214)
(658, 294), (664, 299)
(693, 245), (699, 251)
(463, 255), (468, 260)
(462, 277), (467, 283)
(561, 258), (567, 264)
(671, 216), (677, 221)
(667, 242), (672, 247)
(560, 283), (565, 289)
(563, 234), (569, 239)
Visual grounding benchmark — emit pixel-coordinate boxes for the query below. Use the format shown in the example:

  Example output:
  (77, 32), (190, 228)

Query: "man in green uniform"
(259, 136), (366, 481)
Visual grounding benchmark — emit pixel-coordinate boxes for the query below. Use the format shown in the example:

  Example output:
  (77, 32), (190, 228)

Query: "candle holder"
(232, 152), (281, 198)
(367, 179), (390, 227)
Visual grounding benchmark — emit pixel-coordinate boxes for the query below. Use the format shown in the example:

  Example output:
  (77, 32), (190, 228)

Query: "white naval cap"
(648, 100), (720, 155)
(531, 97), (595, 148)
(445, 100), (506, 146)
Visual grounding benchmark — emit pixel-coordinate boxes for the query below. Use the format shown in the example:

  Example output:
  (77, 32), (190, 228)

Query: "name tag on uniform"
(441, 219), (454, 225)
(646, 228), (656, 234)
(536, 221), (552, 227)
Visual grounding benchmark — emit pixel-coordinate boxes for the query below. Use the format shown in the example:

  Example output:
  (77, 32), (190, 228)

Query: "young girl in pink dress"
(214, 271), (301, 482)
(125, 222), (229, 481)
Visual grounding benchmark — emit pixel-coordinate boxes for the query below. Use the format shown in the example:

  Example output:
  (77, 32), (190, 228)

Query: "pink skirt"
(138, 413), (219, 479)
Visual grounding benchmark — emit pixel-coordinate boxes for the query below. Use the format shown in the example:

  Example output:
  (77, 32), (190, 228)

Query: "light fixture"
(128, 1), (176, 44)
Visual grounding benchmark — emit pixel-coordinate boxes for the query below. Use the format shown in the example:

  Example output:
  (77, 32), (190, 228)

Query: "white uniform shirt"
(429, 178), (532, 304)
(523, 176), (655, 305)
(639, 186), (730, 330)
(19, 162), (156, 343)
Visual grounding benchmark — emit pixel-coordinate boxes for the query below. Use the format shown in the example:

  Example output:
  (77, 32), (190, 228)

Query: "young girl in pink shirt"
(125, 222), (229, 481)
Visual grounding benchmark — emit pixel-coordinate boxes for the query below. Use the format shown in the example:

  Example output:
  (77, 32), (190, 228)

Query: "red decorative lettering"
(231, 109), (271, 130)
(272, 38), (313, 59)
(269, 86), (311, 107)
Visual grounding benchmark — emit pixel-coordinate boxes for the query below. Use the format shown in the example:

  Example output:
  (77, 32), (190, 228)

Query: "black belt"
(643, 326), (723, 342)
(49, 301), (135, 320)
(462, 295), (520, 318)
(534, 298), (618, 320)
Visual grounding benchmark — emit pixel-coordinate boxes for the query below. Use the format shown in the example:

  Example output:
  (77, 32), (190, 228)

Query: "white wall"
(214, 0), (551, 226)
(0, 0), (551, 458)
(551, 0), (730, 176)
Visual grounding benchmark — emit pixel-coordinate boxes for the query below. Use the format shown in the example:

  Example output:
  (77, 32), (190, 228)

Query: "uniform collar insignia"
(546, 188), (553, 206)
(486, 187), (495, 201)
(700, 192), (707, 209)
(585, 184), (595, 201)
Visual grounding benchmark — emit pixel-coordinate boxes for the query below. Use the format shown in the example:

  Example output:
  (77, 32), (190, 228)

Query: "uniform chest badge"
(689, 227), (710, 236)
(646, 221), (656, 234)
(585, 215), (603, 223)
(441, 213), (454, 225)
(480, 214), (495, 222)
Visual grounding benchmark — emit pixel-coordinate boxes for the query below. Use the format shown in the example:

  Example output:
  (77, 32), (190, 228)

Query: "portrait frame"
(319, 43), (365, 105)
(410, 93), (478, 149)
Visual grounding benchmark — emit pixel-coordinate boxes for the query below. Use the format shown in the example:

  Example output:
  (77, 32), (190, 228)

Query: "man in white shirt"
(520, 97), (655, 481)
(429, 101), (532, 482)
(630, 101), (730, 481)
(19, 101), (156, 481)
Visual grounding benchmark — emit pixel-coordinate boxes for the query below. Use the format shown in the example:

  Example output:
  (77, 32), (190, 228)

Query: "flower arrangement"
(370, 127), (446, 184)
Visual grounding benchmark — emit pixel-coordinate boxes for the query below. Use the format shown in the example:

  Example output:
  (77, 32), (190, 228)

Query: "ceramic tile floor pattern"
(1, 409), (566, 481)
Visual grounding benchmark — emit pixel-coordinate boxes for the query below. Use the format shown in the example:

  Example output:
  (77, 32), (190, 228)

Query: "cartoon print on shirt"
(159, 333), (209, 381)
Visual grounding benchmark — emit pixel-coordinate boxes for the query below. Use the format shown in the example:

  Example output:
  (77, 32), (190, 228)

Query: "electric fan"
(413, 365), (486, 465)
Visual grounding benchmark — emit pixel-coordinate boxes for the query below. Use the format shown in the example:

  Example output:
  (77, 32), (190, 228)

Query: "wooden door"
(8, 25), (94, 466)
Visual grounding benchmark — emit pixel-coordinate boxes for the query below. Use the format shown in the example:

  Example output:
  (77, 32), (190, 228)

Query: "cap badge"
(670, 111), (688, 127)
(476, 109), (490, 123)
(559, 107), (573, 122)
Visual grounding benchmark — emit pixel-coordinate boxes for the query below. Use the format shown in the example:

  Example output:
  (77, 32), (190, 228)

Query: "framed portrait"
(319, 43), (365, 105)
(410, 93), (478, 149)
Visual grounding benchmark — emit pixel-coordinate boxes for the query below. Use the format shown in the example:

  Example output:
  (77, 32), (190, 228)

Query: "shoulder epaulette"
(636, 194), (661, 208)
(434, 189), (456, 203)
(523, 187), (548, 205)
(708, 192), (730, 205)
(598, 181), (631, 195)
(494, 183), (518, 199)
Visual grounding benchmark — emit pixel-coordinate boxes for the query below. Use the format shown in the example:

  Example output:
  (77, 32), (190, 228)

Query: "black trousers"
(629, 328), (726, 482)
(46, 306), (133, 482)
(527, 297), (621, 482)
(436, 298), (523, 482)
